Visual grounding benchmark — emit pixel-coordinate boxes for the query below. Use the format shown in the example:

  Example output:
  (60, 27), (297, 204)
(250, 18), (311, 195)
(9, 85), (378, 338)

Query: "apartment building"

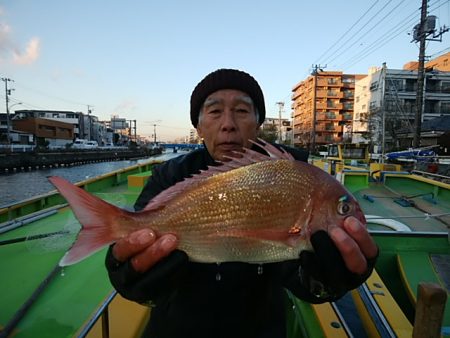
(352, 63), (450, 152)
(12, 117), (74, 147)
(404, 51), (450, 72)
(291, 71), (364, 150)
(12, 110), (118, 146)
(14, 110), (82, 138)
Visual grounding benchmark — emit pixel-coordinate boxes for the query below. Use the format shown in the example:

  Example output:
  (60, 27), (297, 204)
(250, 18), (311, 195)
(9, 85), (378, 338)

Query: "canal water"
(0, 152), (181, 207)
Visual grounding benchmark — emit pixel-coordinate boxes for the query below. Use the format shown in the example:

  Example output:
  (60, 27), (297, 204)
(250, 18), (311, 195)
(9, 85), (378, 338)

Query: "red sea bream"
(49, 140), (366, 266)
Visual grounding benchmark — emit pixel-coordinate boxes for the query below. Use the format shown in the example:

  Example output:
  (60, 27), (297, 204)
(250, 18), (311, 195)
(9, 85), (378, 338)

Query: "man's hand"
(299, 216), (378, 300)
(106, 229), (187, 303)
(112, 229), (178, 273)
(329, 216), (378, 275)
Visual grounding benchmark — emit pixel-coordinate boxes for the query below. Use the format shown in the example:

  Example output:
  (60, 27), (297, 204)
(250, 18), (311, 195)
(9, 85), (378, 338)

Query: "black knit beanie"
(190, 69), (266, 127)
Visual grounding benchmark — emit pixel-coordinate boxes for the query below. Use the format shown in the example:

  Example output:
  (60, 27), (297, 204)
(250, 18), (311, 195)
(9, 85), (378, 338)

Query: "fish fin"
(48, 176), (128, 266)
(143, 139), (293, 212)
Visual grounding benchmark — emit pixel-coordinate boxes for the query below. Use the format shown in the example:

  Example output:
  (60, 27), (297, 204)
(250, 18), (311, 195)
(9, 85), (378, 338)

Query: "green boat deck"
(1, 163), (450, 338)
(0, 164), (156, 338)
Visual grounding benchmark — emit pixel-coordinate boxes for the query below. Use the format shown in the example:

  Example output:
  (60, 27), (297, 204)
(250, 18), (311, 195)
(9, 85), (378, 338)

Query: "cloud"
(0, 8), (40, 65)
(114, 100), (138, 114)
(13, 37), (40, 65)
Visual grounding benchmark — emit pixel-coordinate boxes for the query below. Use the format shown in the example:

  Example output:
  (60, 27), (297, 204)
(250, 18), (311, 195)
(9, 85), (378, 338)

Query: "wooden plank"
(397, 252), (450, 335)
(413, 283), (447, 338)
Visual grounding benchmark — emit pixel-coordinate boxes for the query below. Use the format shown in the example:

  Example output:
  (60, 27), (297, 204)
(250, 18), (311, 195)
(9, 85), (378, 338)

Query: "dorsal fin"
(142, 139), (294, 212)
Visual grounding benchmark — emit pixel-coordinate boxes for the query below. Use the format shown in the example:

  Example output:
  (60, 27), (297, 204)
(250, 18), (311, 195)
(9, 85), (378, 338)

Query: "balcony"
(327, 79), (342, 86)
(316, 90), (328, 98)
(327, 102), (343, 110)
(316, 79), (329, 87)
(316, 102), (327, 109)
(343, 91), (354, 99)
(327, 90), (343, 98)
(341, 113), (353, 121)
(342, 82), (355, 88)
(316, 112), (343, 121)
(315, 135), (342, 144)
(316, 123), (338, 132)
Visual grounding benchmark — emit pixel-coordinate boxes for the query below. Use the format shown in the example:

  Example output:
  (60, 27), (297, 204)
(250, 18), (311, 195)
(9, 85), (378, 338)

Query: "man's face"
(196, 89), (259, 161)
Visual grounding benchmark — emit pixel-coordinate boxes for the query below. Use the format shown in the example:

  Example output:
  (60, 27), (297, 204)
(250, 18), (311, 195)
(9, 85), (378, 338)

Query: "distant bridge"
(160, 143), (203, 150)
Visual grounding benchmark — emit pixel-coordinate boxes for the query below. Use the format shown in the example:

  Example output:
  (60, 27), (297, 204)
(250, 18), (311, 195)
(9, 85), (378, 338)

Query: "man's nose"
(220, 110), (237, 131)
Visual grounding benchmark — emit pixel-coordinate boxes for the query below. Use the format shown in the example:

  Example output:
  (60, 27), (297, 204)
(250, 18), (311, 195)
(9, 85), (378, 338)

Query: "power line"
(312, 0), (448, 73)
(13, 81), (90, 107)
(322, 0), (396, 65)
(339, 8), (418, 70)
(327, 0), (407, 66)
(313, 0), (381, 65)
(430, 45), (450, 57)
(340, 0), (449, 70)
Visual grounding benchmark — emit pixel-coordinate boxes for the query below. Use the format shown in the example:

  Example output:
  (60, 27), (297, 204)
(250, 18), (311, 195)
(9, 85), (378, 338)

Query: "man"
(105, 69), (378, 338)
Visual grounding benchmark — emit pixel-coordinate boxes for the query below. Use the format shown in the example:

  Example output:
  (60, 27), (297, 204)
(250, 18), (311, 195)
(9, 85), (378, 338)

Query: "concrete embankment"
(0, 148), (161, 173)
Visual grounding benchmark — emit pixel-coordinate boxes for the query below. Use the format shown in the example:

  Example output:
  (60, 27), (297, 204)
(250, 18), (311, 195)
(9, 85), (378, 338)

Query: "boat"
(1, 150), (450, 337)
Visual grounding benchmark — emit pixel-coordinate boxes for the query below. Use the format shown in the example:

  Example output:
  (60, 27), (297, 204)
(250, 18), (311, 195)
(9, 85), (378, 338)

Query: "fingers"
(112, 229), (157, 262)
(329, 217), (378, 275)
(112, 229), (179, 273)
(131, 234), (178, 273)
(343, 217), (378, 259)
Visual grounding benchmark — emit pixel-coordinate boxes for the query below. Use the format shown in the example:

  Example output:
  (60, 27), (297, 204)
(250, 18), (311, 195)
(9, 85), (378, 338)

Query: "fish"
(49, 139), (366, 266)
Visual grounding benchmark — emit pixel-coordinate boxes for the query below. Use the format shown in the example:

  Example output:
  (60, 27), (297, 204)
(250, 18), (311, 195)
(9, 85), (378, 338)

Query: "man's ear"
(196, 126), (203, 139)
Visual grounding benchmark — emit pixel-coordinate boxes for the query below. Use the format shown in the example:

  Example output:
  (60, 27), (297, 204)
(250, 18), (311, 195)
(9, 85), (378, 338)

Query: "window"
(342, 77), (354, 84)
(405, 79), (417, 92)
(441, 101), (450, 114)
(424, 100), (437, 114)
(387, 79), (402, 91)
(343, 102), (353, 110)
(442, 82), (450, 94)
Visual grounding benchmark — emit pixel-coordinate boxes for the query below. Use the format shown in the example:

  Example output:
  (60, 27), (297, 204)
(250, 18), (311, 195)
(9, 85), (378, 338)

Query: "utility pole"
(1, 77), (13, 146)
(411, 0), (448, 148)
(413, 0), (428, 149)
(126, 119), (137, 142)
(311, 64), (326, 153)
(87, 105), (93, 140)
(153, 124), (157, 144)
(276, 101), (284, 144)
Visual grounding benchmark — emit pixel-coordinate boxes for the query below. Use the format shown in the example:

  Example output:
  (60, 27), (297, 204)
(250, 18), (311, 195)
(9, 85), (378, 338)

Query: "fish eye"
(337, 201), (351, 215)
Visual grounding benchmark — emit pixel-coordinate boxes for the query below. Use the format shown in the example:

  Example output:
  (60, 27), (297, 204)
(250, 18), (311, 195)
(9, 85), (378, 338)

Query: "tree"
(257, 124), (278, 143)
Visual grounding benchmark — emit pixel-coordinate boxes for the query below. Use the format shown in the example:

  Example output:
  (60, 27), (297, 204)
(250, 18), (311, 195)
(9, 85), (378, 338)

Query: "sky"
(0, 0), (449, 142)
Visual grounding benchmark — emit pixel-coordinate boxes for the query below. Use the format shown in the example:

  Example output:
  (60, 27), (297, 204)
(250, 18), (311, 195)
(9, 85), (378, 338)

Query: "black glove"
(299, 230), (377, 301)
(105, 247), (189, 305)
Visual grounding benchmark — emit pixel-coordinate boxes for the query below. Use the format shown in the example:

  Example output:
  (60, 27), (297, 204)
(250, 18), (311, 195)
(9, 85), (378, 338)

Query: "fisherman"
(105, 69), (378, 338)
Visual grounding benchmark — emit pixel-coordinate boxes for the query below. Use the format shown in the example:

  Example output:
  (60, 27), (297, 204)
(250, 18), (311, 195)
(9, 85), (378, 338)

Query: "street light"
(9, 102), (22, 110)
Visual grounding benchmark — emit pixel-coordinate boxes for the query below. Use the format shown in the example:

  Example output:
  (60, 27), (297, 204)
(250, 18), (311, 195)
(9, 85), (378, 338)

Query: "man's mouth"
(216, 142), (242, 151)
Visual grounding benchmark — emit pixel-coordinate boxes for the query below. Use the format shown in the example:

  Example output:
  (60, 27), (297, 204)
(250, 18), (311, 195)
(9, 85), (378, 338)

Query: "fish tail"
(49, 176), (128, 266)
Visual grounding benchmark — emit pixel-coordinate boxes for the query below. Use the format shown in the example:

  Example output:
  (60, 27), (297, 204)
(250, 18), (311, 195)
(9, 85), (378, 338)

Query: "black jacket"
(105, 144), (367, 338)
